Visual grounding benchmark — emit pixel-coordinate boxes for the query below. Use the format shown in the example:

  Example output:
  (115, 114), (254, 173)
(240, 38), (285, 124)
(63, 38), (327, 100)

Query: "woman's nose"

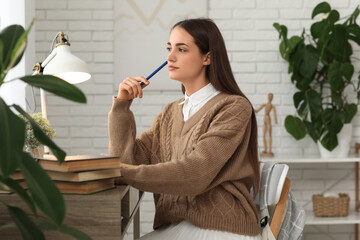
(167, 50), (175, 62)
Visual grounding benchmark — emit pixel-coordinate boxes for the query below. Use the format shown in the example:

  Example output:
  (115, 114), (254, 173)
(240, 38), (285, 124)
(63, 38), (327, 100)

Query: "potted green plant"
(19, 112), (56, 157)
(273, 2), (360, 157)
(0, 20), (91, 239)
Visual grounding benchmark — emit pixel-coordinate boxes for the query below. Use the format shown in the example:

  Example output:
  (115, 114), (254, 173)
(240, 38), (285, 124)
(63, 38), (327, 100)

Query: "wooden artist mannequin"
(255, 93), (278, 157)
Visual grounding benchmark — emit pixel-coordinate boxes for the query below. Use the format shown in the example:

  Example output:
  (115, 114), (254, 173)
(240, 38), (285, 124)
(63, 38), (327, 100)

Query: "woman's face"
(167, 26), (209, 84)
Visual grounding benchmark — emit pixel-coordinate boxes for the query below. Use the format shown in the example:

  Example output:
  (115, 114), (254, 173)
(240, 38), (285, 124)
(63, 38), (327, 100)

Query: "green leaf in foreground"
(20, 75), (86, 103)
(0, 201), (44, 240)
(0, 98), (25, 176)
(20, 152), (65, 226)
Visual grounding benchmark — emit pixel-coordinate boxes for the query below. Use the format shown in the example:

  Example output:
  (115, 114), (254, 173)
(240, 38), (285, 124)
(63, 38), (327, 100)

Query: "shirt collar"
(179, 83), (218, 106)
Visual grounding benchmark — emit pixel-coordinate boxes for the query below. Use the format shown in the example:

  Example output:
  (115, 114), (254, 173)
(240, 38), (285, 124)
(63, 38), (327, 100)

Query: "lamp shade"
(43, 45), (91, 84)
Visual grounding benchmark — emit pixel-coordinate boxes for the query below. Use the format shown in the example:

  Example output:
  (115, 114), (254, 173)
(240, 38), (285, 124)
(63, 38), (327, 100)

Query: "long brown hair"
(172, 18), (260, 193)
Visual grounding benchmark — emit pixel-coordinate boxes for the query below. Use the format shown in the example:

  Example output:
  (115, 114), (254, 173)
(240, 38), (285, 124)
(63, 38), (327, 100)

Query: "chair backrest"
(256, 162), (289, 207)
(261, 162), (289, 206)
(270, 177), (290, 238)
(256, 162), (288, 240)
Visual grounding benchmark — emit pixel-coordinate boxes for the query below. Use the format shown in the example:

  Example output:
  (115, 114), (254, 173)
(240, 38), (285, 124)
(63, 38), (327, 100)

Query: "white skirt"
(138, 220), (261, 240)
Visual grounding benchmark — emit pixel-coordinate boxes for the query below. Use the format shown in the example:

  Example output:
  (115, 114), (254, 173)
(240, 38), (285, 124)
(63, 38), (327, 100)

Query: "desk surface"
(0, 185), (143, 240)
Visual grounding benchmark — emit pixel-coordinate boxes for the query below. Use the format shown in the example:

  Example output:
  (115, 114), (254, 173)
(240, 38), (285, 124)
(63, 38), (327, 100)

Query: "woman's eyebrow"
(167, 42), (189, 47)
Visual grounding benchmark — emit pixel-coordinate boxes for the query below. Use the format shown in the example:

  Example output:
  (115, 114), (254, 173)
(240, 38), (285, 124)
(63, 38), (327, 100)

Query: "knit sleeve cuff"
(110, 96), (133, 112)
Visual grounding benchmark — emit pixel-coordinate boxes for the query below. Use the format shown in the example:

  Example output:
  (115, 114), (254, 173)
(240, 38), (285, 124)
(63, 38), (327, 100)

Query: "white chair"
(256, 162), (291, 239)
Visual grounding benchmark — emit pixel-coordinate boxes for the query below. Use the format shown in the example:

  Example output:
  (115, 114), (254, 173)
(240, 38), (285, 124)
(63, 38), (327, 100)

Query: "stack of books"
(0, 172), (27, 194)
(36, 155), (125, 194)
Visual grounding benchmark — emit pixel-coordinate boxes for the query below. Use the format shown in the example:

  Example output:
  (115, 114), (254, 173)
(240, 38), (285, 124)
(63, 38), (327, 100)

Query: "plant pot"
(31, 147), (44, 158)
(317, 123), (352, 158)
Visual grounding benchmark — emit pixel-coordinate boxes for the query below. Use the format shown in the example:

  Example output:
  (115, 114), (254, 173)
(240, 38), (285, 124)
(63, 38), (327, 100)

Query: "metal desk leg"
(133, 207), (140, 239)
(133, 191), (143, 240)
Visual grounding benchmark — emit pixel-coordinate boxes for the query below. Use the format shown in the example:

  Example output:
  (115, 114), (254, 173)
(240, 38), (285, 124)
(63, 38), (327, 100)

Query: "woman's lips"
(168, 65), (178, 71)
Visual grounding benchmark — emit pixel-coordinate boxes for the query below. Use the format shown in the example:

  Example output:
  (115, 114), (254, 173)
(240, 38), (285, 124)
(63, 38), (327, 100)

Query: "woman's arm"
(108, 97), (164, 165)
(108, 75), (157, 165)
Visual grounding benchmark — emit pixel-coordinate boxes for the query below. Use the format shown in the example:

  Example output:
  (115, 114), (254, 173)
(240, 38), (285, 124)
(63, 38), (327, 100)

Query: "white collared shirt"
(179, 83), (220, 121)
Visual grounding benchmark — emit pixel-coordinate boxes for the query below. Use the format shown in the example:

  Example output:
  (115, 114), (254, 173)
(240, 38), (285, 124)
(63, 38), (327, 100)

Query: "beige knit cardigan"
(108, 92), (260, 236)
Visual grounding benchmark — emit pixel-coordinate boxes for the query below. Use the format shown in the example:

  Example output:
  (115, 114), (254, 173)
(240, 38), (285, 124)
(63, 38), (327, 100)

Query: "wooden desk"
(0, 185), (143, 240)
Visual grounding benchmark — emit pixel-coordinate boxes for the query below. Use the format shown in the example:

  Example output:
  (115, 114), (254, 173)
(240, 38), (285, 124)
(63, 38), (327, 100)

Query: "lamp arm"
(32, 48), (57, 75)
(32, 47), (58, 120)
(32, 56), (51, 154)
(29, 70), (50, 154)
(41, 48), (57, 69)
(40, 87), (50, 154)
(39, 89), (47, 120)
(31, 68), (48, 120)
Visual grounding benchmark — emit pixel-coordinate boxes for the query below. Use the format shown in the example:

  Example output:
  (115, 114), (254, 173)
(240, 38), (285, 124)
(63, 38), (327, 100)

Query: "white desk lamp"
(33, 32), (91, 153)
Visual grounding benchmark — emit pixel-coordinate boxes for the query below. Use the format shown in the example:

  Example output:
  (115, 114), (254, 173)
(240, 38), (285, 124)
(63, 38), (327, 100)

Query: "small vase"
(31, 147), (44, 158)
(317, 123), (352, 158)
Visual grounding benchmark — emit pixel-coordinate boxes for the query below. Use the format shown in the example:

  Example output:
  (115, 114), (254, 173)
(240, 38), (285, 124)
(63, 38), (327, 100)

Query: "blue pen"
(140, 61), (168, 86)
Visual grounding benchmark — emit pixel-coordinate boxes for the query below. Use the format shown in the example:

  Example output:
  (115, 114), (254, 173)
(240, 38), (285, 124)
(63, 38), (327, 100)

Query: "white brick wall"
(33, 0), (360, 239)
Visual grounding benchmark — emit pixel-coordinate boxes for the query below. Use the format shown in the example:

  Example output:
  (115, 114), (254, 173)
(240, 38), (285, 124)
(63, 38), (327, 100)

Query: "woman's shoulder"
(216, 93), (253, 113)
(206, 94), (253, 129)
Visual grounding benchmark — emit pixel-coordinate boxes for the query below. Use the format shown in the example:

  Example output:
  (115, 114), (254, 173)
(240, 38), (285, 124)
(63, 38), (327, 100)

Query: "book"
(46, 169), (121, 182)
(0, 181), (27, 194)
(37, 155), (122, 172)
(11, 171), (24, 180)
(54, 178), (115, 194)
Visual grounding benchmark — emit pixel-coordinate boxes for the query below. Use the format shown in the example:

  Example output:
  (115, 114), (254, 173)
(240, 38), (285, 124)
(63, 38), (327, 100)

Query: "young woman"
(108, 18), (261, 240)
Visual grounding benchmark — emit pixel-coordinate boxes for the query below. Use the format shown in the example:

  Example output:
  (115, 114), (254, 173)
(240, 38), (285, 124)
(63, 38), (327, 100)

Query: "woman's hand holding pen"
(117, 61), (167, 100)
(117, 77), (150, 100)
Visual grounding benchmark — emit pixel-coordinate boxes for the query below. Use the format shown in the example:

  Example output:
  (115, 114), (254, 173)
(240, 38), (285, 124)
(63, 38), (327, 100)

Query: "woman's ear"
(203, 52), (210, 65)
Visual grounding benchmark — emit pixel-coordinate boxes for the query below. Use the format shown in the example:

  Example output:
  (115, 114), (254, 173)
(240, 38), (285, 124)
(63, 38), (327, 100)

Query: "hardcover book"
(11, 171), (24, 181)
(54, 178), (115, 194)
(46, 168), (121, 182)
(37, 155), (122, 172)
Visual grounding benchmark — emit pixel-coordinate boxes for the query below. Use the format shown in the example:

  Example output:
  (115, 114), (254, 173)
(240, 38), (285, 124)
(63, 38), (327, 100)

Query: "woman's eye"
(179, 48), (186, 52)
(166, 47), (171, 52)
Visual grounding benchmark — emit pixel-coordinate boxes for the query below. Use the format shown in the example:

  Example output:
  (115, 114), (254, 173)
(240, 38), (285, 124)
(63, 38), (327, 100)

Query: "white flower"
(19, 112), (56, 151)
